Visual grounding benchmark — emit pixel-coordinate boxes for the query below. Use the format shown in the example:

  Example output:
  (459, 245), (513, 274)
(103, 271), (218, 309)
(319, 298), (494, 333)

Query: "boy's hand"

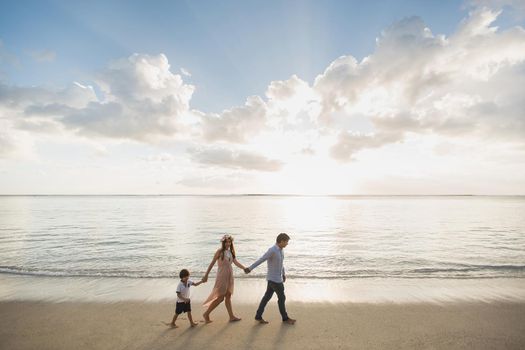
(283, 275), (286, 282)
(185, 298), (190, 304)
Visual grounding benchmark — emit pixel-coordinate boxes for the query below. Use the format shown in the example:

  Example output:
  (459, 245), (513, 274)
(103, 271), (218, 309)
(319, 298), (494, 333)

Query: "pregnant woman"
(202, 234), (247, 323)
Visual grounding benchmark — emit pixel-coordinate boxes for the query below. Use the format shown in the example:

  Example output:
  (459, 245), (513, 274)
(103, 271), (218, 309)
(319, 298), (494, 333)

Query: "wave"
(0, 266), (178, 279)
(409, 265), (525, 274)
(2, 264), (525, 280)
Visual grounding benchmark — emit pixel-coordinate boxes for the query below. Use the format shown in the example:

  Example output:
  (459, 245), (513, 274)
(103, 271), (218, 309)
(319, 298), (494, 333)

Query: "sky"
(1, 0), (525, 195)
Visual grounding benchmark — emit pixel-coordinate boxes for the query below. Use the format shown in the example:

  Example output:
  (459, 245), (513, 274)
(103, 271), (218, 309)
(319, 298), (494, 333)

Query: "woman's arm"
(233, 258), (245, 270)
(203, 250), (220, 282)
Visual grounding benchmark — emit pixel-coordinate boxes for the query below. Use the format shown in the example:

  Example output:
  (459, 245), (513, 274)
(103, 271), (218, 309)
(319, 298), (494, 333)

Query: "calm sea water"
(1, 195), (524, 281)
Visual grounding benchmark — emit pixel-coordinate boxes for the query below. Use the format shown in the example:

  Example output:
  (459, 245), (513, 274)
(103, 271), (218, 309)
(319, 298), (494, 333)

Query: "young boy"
(170, 269), (204, 328)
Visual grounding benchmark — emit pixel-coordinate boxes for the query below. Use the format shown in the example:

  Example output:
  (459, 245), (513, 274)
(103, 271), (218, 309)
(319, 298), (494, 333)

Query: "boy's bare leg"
(188, 312), (198, 327)
(170, 313), (179, 328)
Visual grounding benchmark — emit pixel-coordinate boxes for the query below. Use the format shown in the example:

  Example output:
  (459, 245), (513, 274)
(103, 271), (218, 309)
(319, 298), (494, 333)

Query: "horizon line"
(1, 194), (524, 197)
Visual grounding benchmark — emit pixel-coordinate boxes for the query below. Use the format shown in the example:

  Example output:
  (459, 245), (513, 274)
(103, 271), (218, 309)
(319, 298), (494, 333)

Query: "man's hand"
(244, 268), (250, 274)
(283, 275), (286, 283)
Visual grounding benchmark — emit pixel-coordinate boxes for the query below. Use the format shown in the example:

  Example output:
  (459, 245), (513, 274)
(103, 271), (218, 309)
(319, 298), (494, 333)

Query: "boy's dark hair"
(179, 269), (190, 279)
(276, 233), (290, 243)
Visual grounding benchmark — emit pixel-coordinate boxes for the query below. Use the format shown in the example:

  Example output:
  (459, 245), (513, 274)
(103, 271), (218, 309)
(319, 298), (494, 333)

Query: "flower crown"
(221, 234), (233, 242)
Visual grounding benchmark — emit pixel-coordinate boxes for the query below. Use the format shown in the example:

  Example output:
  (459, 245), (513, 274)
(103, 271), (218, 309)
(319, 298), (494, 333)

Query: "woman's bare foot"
(283, 318), (296, 325)
(229, 316), (242, 322)
(191, 322), (198, 327)
(203, 314), (213, 324)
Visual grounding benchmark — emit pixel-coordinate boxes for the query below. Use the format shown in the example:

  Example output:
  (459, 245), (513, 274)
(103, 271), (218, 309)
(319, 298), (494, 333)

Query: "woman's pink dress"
(203, 250), (234, 309)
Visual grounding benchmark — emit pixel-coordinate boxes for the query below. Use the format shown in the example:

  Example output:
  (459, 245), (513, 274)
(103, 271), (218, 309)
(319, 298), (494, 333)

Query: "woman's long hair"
(220, 239), (236, 260)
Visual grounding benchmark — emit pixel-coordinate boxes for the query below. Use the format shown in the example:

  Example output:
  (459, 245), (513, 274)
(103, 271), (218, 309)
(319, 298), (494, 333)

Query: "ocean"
(1, 195), (524, 303)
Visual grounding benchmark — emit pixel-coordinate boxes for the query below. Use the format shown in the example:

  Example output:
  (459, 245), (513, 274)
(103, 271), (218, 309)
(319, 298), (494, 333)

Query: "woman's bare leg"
(225, 292), (241, 321)
(203, 296), (224, 323)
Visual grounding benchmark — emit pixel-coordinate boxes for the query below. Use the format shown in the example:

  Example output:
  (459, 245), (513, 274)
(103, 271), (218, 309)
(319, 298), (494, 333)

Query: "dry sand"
(1, 301), (524, 349)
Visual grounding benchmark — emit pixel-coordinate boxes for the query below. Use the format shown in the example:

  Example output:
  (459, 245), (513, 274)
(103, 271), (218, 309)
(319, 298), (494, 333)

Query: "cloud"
(200, 95), (267, 143)
(265, 74), (320, 128)
(330, 131), (403, 162)
(189, 147), (284, 172)
(140, 152), (177, 162)
(1, 6), (524, 168)
(0, 126), (18, 157)
(0, 119), (33, 159)
(29, 49), (56, 62)
(180, 67), (191, 77)
(0, 82), (96, 110)
(314, 8), (525, 161)
(0, 82), (96, 153)
(96, 54), (193, 106)
(1, 53), (195, 143)
(178, 173), (252, 189)
(468, 0), (525, 18)
(62, 53), (194, 140)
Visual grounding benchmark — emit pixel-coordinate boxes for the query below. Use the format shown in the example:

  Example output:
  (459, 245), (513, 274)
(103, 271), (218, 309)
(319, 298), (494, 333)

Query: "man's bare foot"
(203, 314), (213, 324)
(283, 318), (296, 325)
(170, 323), (179, 328)
(229, 316), (241, 322)
(190, 322), (198, 327)
(256, 318), (269, 324)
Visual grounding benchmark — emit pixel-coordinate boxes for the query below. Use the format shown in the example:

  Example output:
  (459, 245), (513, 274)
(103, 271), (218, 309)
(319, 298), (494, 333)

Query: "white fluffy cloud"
(0, 82), (96, 110)
(468, 0), (525, 16)
(198, 75), (319, 145)
(0, 53), (194, 145)
(314, 7), (525, 160)
(330, 131), (403, 162)
(63, 54), (194, 140)
(189, 147), (284, 172)
(1, 5), (524, 180)
(200, 95), (267, 143)
(265, 74), (320, 128)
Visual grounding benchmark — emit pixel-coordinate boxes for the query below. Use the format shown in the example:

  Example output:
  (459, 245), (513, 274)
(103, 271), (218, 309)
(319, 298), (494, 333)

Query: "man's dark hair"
(276, 233), (290, 243)
(179, 269), (190, 279)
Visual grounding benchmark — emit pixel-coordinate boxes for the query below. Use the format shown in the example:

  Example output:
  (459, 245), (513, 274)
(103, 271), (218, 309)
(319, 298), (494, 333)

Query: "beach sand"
(1, 301), (524, 349)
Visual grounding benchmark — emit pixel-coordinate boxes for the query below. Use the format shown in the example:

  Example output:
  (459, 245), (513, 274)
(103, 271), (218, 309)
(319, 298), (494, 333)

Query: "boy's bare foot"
(170, 323), (179, 328)
(203, 314), (213, 324)
(283, 318), (296, 325)
(256, 318), (269, 324)
(190, 322), (198, 327)
(229, 316), (241, 322)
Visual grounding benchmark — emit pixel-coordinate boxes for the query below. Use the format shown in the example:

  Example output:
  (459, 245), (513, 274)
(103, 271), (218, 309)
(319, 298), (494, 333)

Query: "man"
(245, 233), (296, 324)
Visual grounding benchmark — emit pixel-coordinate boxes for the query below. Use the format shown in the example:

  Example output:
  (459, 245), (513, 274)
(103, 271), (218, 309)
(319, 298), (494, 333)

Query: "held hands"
(201, 275), (208, 283)
(244, 268), (251, 274)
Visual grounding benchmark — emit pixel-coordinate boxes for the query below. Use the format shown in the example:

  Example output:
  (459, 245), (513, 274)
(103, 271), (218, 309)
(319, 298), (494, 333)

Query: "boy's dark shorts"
(175, 302), (191, 314)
